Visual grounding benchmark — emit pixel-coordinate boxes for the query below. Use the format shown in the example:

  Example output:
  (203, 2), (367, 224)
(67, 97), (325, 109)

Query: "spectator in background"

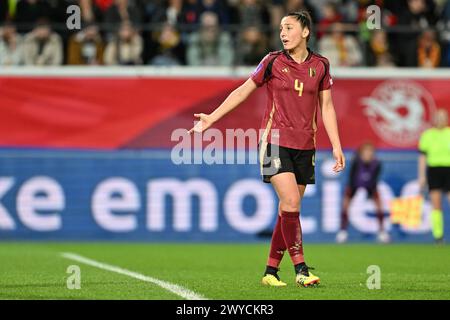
(317, 1), (342, 39)
(150, 0), (205, 30)
(340, 0), (359, 23)
(236, 0), (270, 28)
(200, 0), (230, 25)
(186, 11), (234, 66)
(145, 0), (198, 62)
(14, 0), (51, 33)
(23, 19), (62, 65)
(67, 23), (104, 65)
(366, 29), (393, 66)
(236, 25), (268, 65)
(307, 0), (332, 19)
(267, 0), (285, 49)
(318, 23), (362, 66)
(0, 22), (24, 65)
(151, 0), (184, 24)
(375, 52), (396, 67)
(181, 0), (203, 26)
(0, 0), (13, 23)
(417, 29), (441, 68)
(357, 2), (375, 66)
(79, 0), (114, 23)
(48, 1), (82, 36)
(104, 21), (143, 65)
(148, 23), (185, 66)
(142, 0), (162, 23)
(440, 0), (450, 67)
(80, 0), (143, 27)
(103, 0), (143, 33)
(394, 0), (437, 67)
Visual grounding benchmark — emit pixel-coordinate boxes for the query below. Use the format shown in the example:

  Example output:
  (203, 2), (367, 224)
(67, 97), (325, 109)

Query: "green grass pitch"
(0, 242), (449, 300)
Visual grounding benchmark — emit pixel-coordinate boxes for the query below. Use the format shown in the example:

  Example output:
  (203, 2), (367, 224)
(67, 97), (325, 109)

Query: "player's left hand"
(332, 148), (345, 172)
(188, 113), (213, 134)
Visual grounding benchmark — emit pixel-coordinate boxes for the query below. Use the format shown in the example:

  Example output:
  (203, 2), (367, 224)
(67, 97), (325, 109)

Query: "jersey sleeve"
(319, 58), (333, 91)
(418, 130), (429, 154)
(250, 54), (272, 87)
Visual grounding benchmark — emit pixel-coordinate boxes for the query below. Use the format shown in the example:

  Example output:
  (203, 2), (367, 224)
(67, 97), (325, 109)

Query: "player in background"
(418, 108), (450, 244)
(335, 142), (389, 244)
(190, 11), (345, 288)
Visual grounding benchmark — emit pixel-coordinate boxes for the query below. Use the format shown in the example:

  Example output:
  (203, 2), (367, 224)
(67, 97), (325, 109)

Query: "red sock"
(280, 210), (304, 265)
(267, 213), (286, 268)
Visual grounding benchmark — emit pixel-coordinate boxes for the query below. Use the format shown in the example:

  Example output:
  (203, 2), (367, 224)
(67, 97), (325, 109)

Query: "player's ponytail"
(285, 11), (313, 42)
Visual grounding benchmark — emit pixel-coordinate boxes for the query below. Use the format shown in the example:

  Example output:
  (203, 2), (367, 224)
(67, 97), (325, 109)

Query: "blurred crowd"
(1, 0), (450, 67)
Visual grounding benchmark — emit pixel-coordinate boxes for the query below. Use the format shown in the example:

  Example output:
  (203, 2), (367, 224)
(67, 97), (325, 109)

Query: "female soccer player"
(190, 11), (345, 287)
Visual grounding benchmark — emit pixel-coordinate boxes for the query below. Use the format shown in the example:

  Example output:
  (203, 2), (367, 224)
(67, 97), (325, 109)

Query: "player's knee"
(280, 196), (300, 212)
(430, 197), (442, 210)
(429, 191), (442, 209)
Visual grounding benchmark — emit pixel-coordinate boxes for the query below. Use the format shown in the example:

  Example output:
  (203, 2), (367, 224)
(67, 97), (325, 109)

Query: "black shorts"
(259, 142), (315, 185)
(427, 166), (450, 192)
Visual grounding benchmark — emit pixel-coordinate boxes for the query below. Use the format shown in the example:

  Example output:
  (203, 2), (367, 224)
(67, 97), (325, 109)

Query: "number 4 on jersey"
(294, 79), (303, 96)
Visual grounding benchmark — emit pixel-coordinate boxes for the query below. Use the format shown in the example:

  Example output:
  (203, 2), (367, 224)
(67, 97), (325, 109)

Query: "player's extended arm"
(319, 89), (345, 172)
(189, 78), (258, 133)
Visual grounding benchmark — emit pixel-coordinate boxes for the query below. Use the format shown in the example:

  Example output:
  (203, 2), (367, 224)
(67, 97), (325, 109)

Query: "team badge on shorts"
(273, 157), (282, 170)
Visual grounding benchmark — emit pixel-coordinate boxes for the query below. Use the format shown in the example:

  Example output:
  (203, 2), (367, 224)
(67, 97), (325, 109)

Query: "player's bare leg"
(269, 173), (320, 287)
(336, 191), (351, 243)
(374, 191), (389, 243)
(262, 173), (300, 286)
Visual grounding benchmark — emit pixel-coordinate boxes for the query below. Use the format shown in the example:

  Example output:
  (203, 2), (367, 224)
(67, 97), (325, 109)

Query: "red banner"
(1, 76), (449, 149)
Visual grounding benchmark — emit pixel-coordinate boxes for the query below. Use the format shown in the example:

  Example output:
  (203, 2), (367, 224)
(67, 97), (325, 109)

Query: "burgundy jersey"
(251, 49), (333, 150)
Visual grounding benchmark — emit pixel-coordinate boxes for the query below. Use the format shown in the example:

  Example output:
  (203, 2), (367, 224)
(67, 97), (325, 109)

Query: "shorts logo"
(312, 154), (315, 166)
(361, 80), (436, 147)
(273, 157), (282, 170)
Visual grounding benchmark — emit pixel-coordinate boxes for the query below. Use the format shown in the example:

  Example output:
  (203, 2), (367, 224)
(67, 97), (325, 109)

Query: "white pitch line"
(61, 252), (207, 300)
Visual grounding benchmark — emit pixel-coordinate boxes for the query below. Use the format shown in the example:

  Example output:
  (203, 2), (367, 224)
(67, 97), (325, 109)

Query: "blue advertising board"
(0, 149), (447, 242)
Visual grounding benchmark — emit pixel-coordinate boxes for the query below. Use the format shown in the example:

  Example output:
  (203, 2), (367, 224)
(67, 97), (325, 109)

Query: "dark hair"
(285, 11), (313, 42)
